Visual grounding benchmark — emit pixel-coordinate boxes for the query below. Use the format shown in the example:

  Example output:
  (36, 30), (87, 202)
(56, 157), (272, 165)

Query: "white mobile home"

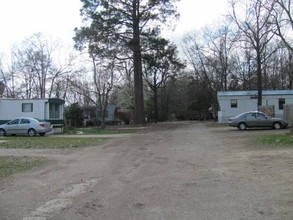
(0, 98), (65, 132)
(217, 90), (293, 123)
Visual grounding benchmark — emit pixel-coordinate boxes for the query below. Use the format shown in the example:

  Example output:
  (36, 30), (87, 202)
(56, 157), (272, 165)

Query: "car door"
(19, 118), (31, 134)
(256, 112), (271, 127)
(244, 112), (257, 127)
(5, 119), (20, 134)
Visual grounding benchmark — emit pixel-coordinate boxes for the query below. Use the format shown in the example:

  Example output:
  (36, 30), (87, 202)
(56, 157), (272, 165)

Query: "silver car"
(0, 117), (52, 136)
(228, 111), (288, 130)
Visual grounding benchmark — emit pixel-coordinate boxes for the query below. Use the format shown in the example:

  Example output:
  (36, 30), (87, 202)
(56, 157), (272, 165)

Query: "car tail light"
(39, 123), (45, 127)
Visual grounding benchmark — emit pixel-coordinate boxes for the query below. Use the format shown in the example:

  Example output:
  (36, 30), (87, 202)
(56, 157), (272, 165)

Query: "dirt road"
(0, 121), (292, 220)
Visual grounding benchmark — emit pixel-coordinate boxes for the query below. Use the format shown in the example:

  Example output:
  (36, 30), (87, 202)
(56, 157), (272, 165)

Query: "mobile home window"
(279, 98), (285, 110)
(49, 104), (60, 118)
(231, 99), (237, 108)
(22, 103), (33, 112)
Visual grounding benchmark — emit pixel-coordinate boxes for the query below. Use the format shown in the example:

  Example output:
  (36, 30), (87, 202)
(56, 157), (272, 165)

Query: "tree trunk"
(257, 50), (262, 107)
(132, 0), (145, 125)
(153, 86), (158, 123)
(98, 105), (106, 129)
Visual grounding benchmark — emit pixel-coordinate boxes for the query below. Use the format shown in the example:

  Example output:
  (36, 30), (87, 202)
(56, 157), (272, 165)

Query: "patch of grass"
(205, 121), (228, 127)
(0, 156), (47, 178)
(0, 136), (106, 149)
(64, 127), (138, 135)
(257, 133), (293, 146)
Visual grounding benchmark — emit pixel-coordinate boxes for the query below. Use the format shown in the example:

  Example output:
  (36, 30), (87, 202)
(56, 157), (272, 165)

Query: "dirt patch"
(0, 121), (292, 220)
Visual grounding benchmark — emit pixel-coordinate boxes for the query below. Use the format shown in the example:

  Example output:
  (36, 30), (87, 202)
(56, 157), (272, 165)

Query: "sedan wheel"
(0, 129), (6, 136)
(273, 122), (281, 130)
(238, 123), (247, 130)
(28, 128), (37, 137)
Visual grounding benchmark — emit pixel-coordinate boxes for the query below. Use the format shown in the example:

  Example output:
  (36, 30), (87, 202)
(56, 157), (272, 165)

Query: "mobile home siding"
(0, 99), (46, 120)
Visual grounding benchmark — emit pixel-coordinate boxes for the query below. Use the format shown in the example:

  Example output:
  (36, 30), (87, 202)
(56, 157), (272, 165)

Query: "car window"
(9, 119), (20, 125)
(20, 118), (30, 124)
(257, 113), (267, 119)
(245, 113), (255, 119)
(34, 118), (47, 122)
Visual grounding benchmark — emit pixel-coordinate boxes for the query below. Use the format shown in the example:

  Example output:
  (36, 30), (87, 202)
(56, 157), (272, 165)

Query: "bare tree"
(0, 61), (6, 97)
(12, 33), (77, 99)
(181, 32), (218, 117)
(272, 0), (293, 51)
(229, 0), (276, 107)
(71, 55), (118, 129)
(203, 24), (238, 91)
(143, 37), (184, 122)
(0, 54), (15, 97)
(182, 32), (214, 89)
(182, 26), (236, 92)
(231, 46), (258, 90)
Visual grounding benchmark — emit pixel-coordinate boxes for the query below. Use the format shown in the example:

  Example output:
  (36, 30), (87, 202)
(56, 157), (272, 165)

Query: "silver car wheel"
(238, 123), (247, 130)
(28, 128), (37, 137)
(0, 129), (6, 136)
(273, 122), (281, 130)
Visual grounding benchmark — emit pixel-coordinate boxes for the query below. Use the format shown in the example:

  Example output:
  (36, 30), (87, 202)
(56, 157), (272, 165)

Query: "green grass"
(0, 127), (136, 179)
(64, 127), (138, 135)
(0, 156), (47, 178)
(257, 133), (293, 146)
(0, 136), (106, 149)
(0, 135), (108, 179)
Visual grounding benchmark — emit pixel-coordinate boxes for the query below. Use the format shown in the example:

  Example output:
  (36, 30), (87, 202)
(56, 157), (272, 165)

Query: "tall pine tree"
(74, 0), (179, 125)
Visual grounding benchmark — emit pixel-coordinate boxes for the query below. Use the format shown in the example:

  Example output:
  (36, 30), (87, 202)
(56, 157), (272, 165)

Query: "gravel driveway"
(0, 121), (292, 220)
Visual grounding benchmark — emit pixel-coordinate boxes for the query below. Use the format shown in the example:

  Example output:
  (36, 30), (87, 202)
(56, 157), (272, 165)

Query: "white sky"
(0, 0), (229, 54)
(173, 0), (229, 34)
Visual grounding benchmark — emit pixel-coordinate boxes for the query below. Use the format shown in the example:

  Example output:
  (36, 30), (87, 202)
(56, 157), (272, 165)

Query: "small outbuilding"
(82, 104), (121, 125)
(217, 90), (293, 123)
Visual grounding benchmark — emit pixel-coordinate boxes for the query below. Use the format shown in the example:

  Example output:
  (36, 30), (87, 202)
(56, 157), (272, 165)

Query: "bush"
(64, 103), (83, 127)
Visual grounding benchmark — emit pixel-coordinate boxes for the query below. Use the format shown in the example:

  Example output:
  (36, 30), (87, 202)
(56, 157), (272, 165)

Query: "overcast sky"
(0, 0), (229, 54)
